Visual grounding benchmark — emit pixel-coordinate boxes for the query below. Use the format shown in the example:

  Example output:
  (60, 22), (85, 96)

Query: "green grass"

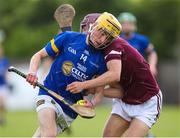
(0, 110), (38, 137)
(151, 105), (180, 137)
(0, 105), (179, 137)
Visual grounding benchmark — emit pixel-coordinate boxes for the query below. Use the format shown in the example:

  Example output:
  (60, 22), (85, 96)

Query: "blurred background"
(0, 0), (180, 137)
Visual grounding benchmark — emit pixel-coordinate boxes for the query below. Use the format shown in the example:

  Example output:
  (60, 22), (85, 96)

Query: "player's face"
(121, 21), (136, 33)
(89, 27), (113, 49)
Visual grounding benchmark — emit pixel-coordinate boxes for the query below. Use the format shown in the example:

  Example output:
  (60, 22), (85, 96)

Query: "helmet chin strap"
(97, 39), (113, 50)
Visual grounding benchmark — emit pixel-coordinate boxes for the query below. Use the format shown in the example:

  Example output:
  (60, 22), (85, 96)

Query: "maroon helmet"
(80, 13), (101, 33)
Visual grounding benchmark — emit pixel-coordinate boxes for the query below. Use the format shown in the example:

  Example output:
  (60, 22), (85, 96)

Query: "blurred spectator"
(0, 44), (9, 126)
(118, 12), (158, 77)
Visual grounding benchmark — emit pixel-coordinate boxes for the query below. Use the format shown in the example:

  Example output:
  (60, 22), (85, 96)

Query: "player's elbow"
(114, 75), (120, 82)
(31, 53), (41, 61)
(111, 71), (120, 82)
(32, 49), (46, 60)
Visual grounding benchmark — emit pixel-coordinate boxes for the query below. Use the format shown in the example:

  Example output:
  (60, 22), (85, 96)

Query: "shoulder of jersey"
(135, 33), (149, 41)
(111, 37), (128, 45)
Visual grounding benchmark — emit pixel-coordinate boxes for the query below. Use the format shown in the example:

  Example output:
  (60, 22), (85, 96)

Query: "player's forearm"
(91, 86), (104, 107)
(29, 49), (48, 74)
(29, 54), (42, 74)
(104, 87), (123, 98)
(84, 71), (120, 89)
(148, 51), (158, 68)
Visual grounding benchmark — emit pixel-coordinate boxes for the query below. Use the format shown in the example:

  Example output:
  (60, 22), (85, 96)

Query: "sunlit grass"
(0, 105), (179, 137)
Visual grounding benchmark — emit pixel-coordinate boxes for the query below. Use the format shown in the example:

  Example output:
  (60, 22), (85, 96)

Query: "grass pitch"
(0, 105), (179, 137)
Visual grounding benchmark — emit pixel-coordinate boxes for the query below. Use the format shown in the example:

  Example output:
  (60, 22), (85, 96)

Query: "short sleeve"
(103, 38), (125, 63)
(45, 32), (67, 57)
(104, 49), (122, 63)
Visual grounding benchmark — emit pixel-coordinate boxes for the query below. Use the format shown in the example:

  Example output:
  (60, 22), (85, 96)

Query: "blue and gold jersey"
(39, 31), (107, 119)
(120, 33), (150, 57)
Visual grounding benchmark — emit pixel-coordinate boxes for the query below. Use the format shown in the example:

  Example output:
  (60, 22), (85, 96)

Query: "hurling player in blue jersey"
(26, 12), (121, 137)
(118, 12), (158, 76)
(33, 4), (76, 137)
(0, 46), (9, 126)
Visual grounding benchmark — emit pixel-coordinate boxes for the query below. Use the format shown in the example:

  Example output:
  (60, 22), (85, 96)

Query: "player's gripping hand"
(66, 81), (86, 93)
(76, 99), (94, 108)
(26, 72), (38, 88)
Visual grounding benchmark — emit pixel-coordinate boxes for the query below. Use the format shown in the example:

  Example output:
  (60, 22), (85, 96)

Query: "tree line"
(0, 0), (179, 60)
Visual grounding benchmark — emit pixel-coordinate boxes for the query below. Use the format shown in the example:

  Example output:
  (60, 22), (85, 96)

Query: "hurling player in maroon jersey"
(79, 13), (124, 99)
(67, 12), (162, 137)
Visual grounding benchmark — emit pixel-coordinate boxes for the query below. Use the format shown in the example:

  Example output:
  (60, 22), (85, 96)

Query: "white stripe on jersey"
(105, 50), (122, 59)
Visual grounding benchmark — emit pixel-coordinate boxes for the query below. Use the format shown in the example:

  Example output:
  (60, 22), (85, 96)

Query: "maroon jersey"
(104, 37), (159, 104)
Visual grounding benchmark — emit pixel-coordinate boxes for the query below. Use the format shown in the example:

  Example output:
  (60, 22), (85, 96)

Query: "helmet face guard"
(88, 25), (114, 49)
(87, 12), (122, 49)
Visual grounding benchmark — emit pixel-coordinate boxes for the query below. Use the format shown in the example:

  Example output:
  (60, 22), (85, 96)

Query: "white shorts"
(36, 95), (74, 134)
(111, 91), (162, 128)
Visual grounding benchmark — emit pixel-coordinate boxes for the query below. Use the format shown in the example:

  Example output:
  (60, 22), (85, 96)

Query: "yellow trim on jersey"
(50, 39), (59, 53)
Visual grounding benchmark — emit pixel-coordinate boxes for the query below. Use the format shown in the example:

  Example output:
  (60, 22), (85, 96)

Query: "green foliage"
(134, 0), (180, 59)
(5, 24), (57, 59)
(0, 0), (179, 59)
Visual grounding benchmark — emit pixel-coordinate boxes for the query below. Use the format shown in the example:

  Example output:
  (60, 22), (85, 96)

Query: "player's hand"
(26, 72), (38, 88)
(66, 81), (85, 93)
(76, 99), (94, 108)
